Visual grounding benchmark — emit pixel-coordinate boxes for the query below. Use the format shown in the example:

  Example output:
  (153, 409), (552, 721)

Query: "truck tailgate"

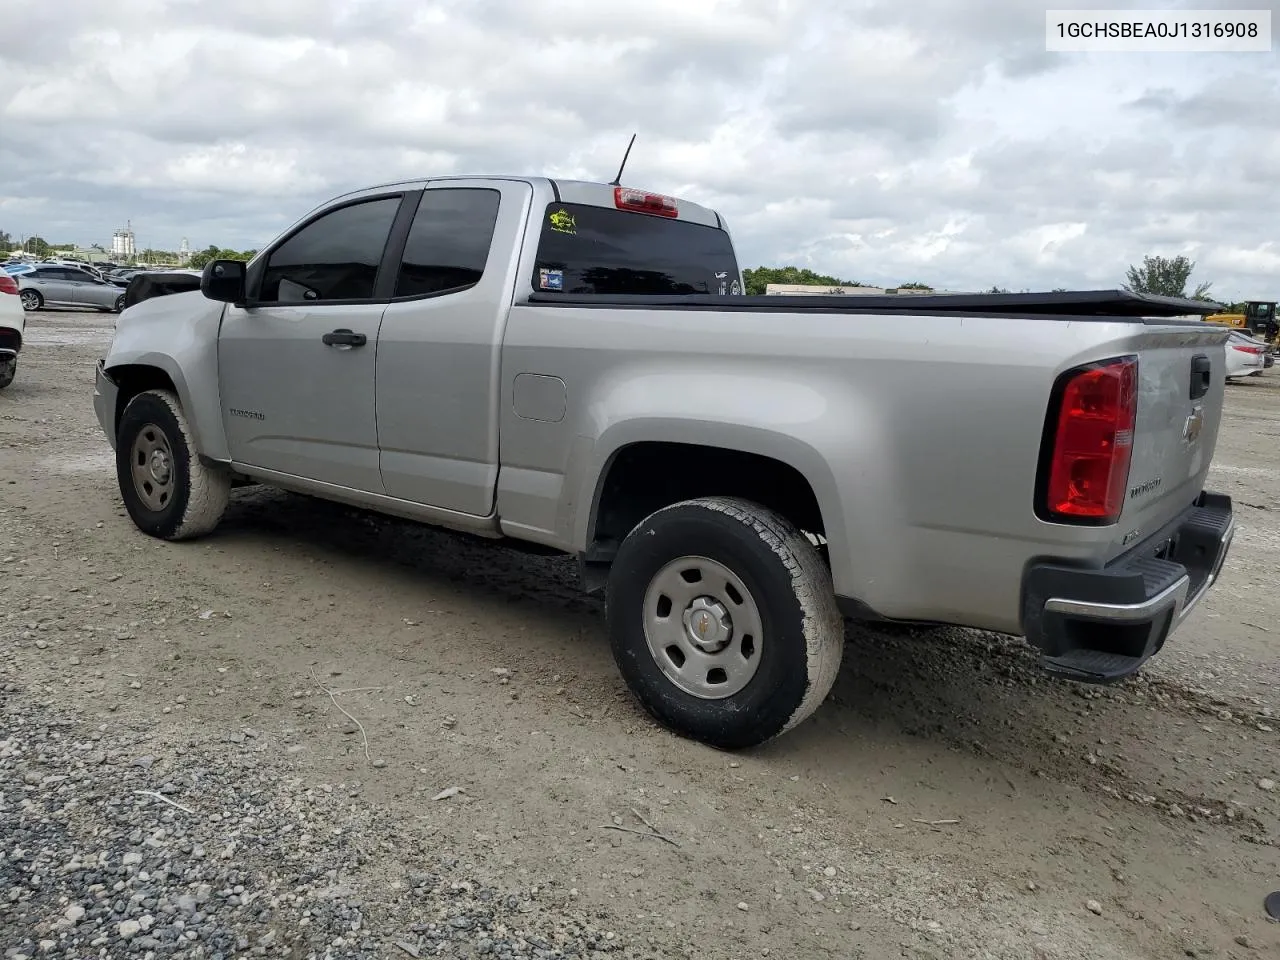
(1107, 324), (1229, 559)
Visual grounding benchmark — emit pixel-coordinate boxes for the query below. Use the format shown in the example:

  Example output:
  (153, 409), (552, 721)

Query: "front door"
(80, 276), (120, 309)
(218, 193), (405, 494)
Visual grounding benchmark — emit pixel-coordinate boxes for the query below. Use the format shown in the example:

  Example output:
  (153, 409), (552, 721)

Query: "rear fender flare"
(573, 418), (853, 588)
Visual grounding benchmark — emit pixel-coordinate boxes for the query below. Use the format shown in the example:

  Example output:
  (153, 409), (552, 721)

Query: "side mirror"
(201, 259), (247, 305)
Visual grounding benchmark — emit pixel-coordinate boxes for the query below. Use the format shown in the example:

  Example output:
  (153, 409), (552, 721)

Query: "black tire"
(115, 388), (230, 540)
(0, 356), (14, 390)
(114, 294), (126, 312)
(20, 290), (42, 311)
(606, 496), (844, 750)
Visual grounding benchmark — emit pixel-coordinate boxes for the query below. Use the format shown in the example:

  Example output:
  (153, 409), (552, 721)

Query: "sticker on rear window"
(548, 209), (576, 235)
(538, 268), (564, 291)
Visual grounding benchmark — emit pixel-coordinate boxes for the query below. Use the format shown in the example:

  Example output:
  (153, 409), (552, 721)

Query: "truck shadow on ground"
(200, 483), (1274, 829)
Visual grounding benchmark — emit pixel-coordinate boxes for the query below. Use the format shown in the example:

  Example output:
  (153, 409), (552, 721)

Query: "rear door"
(374, 178), (532, 514)
(32, 268), (79, 306)
(218, 192), (406, 493)
(57, 268), (94, 306)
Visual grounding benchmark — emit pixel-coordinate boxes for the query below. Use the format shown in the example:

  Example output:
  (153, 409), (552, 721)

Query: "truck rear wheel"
(115, 389), (230, 540)
(606, 496), (844, 749)
(0, 356), (14, 390)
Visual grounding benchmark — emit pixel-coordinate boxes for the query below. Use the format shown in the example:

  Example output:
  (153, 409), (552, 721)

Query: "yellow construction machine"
(1204, 300), (1277, 342)
(1245, 300), (1277, 342)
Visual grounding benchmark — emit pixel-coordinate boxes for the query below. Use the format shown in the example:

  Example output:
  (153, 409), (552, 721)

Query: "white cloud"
(161, 144), (328, 194)
(0, 0), (1276, 299)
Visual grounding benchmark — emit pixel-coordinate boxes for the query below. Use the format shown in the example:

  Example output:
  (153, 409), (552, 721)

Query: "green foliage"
(895, 281), (933, 290)
(22, 236), (51, 257)
(741, 265), (861, 296)
(1124, 254), (1213, 300)
(188, 245), (258, 270)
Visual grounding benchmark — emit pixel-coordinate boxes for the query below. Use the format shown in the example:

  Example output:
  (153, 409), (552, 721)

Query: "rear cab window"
(531, 201), (741, 296)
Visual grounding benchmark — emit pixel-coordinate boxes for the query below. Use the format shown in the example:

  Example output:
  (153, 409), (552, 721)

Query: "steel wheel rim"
(115, 295), (125, 311)
(641, 555), (764, 700)
(130, 423), (176, 512)
(20, 291), (38, 310)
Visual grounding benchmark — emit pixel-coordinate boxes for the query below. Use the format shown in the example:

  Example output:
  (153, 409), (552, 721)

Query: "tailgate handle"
(1189, 354), (1211, 399)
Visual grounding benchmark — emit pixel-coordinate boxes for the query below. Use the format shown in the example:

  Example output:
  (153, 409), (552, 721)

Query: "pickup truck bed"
(91, 174), (1236, 749)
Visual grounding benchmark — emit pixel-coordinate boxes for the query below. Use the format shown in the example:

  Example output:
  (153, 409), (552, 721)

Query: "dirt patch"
(2, 310), (1278, 959)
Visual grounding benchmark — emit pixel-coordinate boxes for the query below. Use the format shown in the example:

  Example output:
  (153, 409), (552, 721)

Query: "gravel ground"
(1, 696), (659, 960)
(1, 309), (1278, 959)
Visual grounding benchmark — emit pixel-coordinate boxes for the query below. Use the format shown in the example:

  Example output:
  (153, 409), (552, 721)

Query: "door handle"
(322, 328), (367, 347)
(1189, 354), (1210, 399)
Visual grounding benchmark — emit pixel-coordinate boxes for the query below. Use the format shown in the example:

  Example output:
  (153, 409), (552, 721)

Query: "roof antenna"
(609, 133), (637, 186)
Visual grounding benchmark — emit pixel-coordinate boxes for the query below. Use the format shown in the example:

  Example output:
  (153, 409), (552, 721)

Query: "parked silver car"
(19, 265), (127, 313)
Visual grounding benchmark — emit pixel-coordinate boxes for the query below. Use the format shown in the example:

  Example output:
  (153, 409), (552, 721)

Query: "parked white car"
(1225, 330), (1267, 380)
(0, 270), (24, 388)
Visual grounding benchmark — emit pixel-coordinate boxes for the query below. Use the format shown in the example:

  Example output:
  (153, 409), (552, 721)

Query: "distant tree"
(24, 236), (50, 257)
(742, 265), (862, 296)
(986, 285), (1011, 294)
(896, 281), (933, 290)
(1124, 254), (1213, 300)
(188, 246), (257, 270)
(1051, 287), (1068, 292)
(0, 229), (11, 248)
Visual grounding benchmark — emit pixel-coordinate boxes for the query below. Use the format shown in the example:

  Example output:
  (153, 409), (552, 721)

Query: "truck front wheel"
(0, 356), (14, 390)
(606, 496), (844, 749)
(115, 389), (231, 540)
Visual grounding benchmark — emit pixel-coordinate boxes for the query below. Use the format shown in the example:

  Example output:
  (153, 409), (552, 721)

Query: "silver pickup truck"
(92, 175), (1236, 749)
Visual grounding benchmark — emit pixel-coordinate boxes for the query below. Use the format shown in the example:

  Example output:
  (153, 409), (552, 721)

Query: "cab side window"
(394, 189), (500, 299)
(259, 196), (402, 304)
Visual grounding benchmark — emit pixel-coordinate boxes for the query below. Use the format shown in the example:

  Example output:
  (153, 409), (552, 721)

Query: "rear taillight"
(0, 275), (17, 295)
(614, 186), (678, 217)
(1039, 356), (1138, 525)
(1232, 344), (1263, 354)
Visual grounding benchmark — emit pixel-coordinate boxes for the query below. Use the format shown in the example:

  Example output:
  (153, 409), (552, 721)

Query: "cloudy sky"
(1, 0), (1277, 298)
